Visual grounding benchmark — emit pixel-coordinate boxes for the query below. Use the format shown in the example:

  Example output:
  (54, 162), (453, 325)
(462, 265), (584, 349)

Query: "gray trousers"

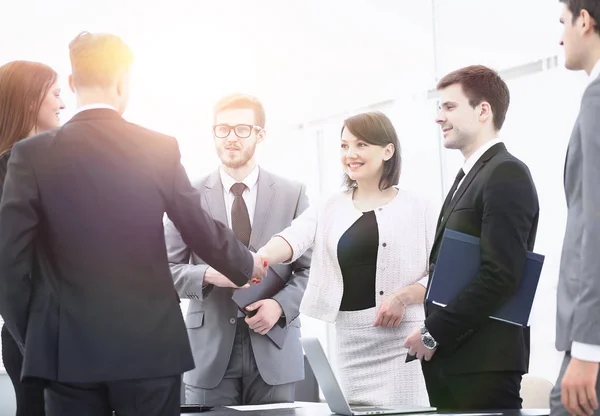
(551, 352), (600, 415)
(185, 318), (295, 406)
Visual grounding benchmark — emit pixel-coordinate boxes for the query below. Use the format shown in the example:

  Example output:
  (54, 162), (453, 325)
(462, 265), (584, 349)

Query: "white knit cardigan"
(276, 188), (437, 323)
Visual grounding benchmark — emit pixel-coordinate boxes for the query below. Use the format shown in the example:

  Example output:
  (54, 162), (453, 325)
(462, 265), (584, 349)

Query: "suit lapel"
(249, 168), (276, 251)
(204, 170), (228, 226)
(434, 143), (506, 245)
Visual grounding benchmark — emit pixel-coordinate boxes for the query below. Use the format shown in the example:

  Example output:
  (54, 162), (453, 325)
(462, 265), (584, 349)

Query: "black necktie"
(440, 168), (465, 222)
(230, 183), (251, 247)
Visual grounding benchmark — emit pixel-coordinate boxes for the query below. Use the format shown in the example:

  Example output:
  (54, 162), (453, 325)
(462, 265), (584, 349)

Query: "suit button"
(229, 318), (236, 324)
(382, 243), (387, 247)
(379, 291), (384, 295)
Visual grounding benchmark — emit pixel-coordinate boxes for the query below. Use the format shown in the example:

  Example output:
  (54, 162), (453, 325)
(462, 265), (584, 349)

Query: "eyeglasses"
(213, 124), (261, 139)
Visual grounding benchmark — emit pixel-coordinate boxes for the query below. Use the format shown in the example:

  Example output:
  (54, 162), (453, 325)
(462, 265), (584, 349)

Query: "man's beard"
(219, 143), (257, 169)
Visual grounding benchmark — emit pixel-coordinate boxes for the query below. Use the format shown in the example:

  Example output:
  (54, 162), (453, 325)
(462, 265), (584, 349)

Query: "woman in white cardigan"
(258, 111), (436, 406)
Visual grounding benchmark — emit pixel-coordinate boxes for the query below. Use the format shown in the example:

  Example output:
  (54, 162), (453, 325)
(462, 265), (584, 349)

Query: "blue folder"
(425, 229), (545, 327)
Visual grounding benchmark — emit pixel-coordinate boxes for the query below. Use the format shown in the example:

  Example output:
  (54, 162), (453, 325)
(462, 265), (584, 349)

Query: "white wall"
(0, 0), (585, 386)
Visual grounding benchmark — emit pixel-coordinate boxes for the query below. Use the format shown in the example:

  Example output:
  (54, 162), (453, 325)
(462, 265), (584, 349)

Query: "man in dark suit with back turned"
(0, 32), (267, 416)
(404, 65), (539, 410)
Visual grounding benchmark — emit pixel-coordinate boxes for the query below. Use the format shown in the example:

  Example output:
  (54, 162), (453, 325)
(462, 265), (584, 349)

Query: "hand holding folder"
(405, 230), (543, 365)
(231, 267), (289, 348)
(426, 229), (545, 327)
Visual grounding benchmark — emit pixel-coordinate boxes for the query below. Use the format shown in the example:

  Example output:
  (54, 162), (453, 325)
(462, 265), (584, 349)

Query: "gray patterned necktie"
(231, 182), (251, 318)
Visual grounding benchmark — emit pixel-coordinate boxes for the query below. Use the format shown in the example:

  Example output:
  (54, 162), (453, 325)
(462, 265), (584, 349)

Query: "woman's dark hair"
(341, 111), (401, 191)
(0, 60), (58, 155)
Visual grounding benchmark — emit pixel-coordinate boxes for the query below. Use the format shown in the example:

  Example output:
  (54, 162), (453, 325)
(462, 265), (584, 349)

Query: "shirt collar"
(462, 138), (503, 176)
(589, 59), (600, 84)
(219, 165), (260, 194)
(73, 104), (118, 117)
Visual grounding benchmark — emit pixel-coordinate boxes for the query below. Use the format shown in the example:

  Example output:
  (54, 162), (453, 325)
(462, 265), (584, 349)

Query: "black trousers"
(1, 324), (45, 416)
(421, 359), (523, 410)
(44, 375), (181, 416)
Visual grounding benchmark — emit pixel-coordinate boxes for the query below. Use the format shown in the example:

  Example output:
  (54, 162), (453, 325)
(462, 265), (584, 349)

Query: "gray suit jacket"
(557, 76), (600, 351)
(164, 168), (311, 388)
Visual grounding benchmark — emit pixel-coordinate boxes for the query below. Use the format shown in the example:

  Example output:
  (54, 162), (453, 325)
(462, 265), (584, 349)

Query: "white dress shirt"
(588, 58), (600, 83)
(571, 58), (600, 363)
(219, 165), (259, 228)
(453, 138), (503, 195)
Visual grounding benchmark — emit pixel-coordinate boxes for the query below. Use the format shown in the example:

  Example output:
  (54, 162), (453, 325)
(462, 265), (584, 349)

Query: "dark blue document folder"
(425, 229), (545, 326)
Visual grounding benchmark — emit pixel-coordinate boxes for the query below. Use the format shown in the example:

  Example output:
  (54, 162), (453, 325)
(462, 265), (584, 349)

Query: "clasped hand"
(403, 327), (436, 361)
(204, 252), (267, 288)
(245, 299), (283, 335)
(374, 293), (406, 328)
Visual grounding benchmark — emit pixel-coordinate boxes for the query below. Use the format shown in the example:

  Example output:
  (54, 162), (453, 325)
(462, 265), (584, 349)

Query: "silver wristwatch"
(421, 326), (438, 350)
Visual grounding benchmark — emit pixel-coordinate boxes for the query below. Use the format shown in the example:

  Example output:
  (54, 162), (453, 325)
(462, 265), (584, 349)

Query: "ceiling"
(1, 0), (435, 132)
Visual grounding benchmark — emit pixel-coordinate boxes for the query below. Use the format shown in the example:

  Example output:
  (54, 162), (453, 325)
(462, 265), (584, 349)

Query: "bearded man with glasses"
(164, 93), (312, 406)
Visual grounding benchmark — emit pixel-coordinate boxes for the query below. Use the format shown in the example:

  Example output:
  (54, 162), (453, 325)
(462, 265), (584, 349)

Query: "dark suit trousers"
(1, 324), (45, 416)
(44, 375), (181, 416)
(422, 359), (522, 410)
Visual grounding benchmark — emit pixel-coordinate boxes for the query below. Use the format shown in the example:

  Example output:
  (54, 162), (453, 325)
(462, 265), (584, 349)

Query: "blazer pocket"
(450, 207), (474, 214)
(185, 311), (205, 329)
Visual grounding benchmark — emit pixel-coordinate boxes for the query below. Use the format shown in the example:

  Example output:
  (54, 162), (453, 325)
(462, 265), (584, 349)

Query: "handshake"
(205, 251), (269, 289)
(250, 251), (269, 284)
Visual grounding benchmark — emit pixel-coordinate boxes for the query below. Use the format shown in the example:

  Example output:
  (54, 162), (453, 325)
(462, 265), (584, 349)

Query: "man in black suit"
(404, 65), (539, 410)
(0, 32), (267, 416)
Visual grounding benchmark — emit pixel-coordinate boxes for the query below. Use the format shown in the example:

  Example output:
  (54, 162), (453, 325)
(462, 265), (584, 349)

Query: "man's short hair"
(560, 0), (600, 35)
(213, 93), (266, 128)
(69, 31), (134, 88)
(437, 65), (510, 131)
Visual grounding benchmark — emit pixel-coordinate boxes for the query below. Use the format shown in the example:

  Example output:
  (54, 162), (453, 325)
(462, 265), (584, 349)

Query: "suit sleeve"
(271, 184), (312, 326)
(0, 144), (39, 351)
(164, 216), (213, 300)
(164, 142), (253, 287)
(425, 160), (538, 346)
(572, 98), (600, 352)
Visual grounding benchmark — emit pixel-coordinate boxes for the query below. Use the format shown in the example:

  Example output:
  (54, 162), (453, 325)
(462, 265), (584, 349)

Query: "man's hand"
(204, 267), (249, 289)
(374, 293), (406, 328)
(404, 327), (436, 361)
(561, 357), (599, 416)
(245, 299), (283, 335)
(251, 252), (268, 283)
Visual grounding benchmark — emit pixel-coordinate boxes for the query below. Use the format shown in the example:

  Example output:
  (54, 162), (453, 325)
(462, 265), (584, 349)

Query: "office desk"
(187, 403), (551, 416)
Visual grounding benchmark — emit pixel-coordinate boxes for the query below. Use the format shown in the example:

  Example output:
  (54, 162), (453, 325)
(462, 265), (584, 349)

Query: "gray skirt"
(335, 306), (429, 407)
